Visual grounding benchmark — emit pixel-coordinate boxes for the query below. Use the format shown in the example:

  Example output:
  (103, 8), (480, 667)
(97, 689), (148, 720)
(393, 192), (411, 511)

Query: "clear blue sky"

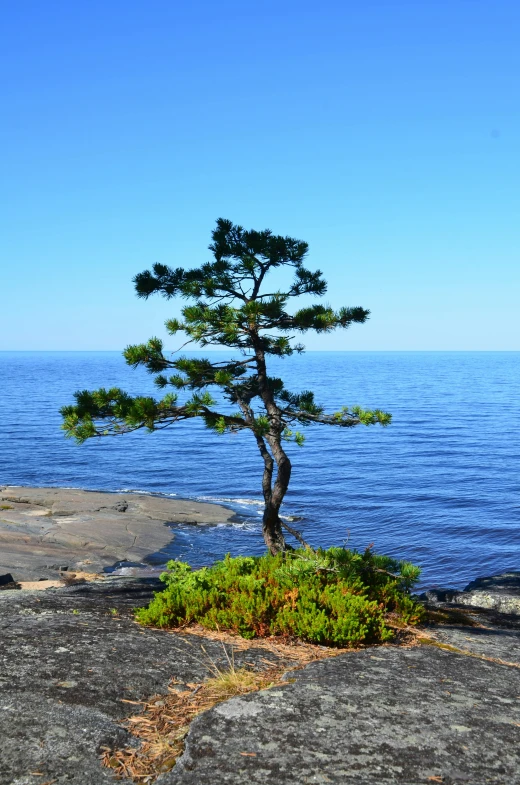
(1, 1), (518, 350)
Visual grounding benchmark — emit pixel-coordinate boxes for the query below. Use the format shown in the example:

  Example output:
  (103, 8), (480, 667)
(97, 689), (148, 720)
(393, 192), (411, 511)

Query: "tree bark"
(251, 333), (293, 554)
(254, 433), (289, 553)
(255, 434), (274, 506)
(262, 500), (287, 555)
(263, 438), (292, 553)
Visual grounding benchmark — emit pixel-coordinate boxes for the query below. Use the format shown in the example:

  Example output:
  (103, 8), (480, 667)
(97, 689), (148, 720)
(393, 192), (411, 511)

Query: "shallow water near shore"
(1, 351), (519, 589)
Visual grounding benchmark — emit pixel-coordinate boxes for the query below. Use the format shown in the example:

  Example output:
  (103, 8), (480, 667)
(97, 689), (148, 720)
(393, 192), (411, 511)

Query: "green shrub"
(135, 547), (423, 647)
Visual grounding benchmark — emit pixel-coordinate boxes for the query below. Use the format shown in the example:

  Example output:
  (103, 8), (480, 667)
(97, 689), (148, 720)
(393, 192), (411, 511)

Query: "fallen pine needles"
(101, 659), (287, 782)
(101, 634), (356, 782)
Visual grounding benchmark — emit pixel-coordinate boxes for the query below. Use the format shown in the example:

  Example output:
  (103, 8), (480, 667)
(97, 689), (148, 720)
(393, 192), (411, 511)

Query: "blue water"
(1, 351), (519, 589)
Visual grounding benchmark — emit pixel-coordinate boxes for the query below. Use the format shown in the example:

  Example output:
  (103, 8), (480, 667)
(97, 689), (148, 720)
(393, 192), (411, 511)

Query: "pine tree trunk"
(251, 337), (292, 554)
(262, 443), (291, 554)
(262, 502), (286, 555)
(255, 435), (288, 553)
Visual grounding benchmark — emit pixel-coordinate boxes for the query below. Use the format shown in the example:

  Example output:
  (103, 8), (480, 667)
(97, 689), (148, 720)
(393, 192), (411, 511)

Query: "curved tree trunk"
(256, 433), (291, 554)
(251, 333), (293, 553)
(262, 501), (287, 554)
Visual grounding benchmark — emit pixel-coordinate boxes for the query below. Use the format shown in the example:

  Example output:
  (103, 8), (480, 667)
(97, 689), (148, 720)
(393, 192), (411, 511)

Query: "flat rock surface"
(170, 644), (520, 785)
(1, 584), (519, 785)
(423, 604), (520, 664)
(0, 578), (287, 785)
(0, 486), (235, 581)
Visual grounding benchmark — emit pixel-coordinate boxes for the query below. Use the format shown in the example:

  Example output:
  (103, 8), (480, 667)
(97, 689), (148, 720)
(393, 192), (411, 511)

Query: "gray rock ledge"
(420, 571), (520, 615)
(0, 486), (235, 581)
(0, 580), (519, 784)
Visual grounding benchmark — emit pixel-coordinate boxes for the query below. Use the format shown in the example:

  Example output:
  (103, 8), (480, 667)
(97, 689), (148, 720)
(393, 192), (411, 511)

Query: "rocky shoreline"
(2, 485), (519, 614)
(2, 486), (519, 615)
(0, 486), (236, 582)
(0, 576), (519, 784)
(0, 486), (519, 783)
(420, 571), (520, 616)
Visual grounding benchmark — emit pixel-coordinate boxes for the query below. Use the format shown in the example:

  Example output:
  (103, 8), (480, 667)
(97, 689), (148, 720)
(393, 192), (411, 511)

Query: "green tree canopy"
(61, 218), (390, 552)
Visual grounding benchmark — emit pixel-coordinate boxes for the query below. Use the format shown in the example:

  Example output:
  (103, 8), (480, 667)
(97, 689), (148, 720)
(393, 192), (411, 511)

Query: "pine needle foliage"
(60, 218), (391, 552)
(136, 547), (423, 647)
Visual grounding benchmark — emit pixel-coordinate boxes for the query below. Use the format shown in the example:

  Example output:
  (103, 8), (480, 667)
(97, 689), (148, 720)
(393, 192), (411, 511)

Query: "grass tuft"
(101, 646), (292, 782)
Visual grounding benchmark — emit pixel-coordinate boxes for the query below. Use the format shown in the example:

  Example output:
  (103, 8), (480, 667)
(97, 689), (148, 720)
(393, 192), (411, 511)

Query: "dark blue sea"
(1, 351), (518, 590)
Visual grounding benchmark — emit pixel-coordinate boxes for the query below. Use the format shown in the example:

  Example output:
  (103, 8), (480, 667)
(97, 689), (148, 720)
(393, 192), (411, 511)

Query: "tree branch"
(280, 519), (314, 550)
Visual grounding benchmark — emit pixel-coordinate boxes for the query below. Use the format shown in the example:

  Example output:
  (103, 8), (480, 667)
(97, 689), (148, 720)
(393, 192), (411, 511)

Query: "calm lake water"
(1, 351), (518, 589)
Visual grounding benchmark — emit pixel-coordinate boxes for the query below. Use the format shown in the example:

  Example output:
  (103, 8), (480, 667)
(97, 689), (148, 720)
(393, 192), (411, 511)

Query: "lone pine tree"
(61, 218), (391, 553)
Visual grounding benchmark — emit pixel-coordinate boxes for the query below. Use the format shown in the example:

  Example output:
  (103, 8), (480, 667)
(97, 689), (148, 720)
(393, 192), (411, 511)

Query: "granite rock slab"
(420, 571), (520, 615)
(169, 643), (520, 785)
(1, 581), (519, 784)
(0, 578), (286, 785)
(422, 604), (520, 665)
(0, 486), (235, 581)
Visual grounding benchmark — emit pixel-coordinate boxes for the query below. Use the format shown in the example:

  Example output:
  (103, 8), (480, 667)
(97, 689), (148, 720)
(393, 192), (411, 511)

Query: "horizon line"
(1, 349), (519, 354)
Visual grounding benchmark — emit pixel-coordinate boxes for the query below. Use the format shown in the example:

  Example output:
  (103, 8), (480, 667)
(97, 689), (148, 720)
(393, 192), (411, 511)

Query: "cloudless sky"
(1, 0), (518, 350)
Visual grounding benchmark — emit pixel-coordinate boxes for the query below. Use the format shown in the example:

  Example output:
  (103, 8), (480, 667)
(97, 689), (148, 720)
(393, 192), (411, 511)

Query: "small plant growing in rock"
(136, 547), (422, 647)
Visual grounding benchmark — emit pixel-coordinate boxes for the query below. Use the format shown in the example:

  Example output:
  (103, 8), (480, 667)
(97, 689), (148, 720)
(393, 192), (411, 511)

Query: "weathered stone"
(1, 581), (519, 784)
(168, 642), (520, 785)
(422, 603), (520, 663)
(420, 571), (520, 615)
(421, 588), (460, 604)
(0, 486), (235, 581)
(0, 578), (286, 785)
(114, 501), (129, 512)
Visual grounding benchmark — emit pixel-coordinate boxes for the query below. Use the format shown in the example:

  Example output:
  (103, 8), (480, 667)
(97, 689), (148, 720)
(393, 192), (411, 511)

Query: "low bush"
(136, 547), (423, 647)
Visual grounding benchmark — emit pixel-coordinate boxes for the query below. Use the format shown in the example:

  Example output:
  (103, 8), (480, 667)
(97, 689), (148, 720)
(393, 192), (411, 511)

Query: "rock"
(420, 571), (520, 615)
(168, 635), (520, 784)
(420, 588), (459, 604)
(422, 603), (520, 664)
(0, 579), (519, 784)
(0, 573), (20, 591)
(457, 571), (520, 614)
(0, 486), (236, 581)
(0, 578), (295, 785)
